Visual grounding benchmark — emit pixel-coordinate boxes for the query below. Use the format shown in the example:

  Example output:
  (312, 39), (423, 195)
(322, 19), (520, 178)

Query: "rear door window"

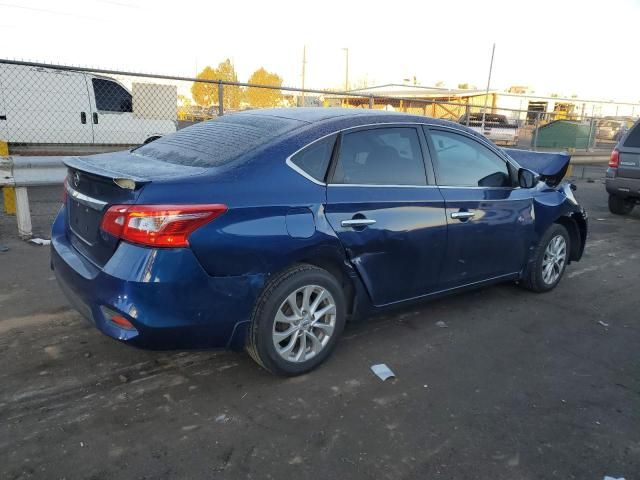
(331, 127), (427, 185)
(290, 135), (336, 182)
(623, 121), (640, 148)
(428, 129), (511, 187)
(92, 78), (133, 112)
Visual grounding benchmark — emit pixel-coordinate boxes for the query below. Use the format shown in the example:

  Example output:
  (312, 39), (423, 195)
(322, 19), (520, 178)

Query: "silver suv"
(606, 118), (640, 215)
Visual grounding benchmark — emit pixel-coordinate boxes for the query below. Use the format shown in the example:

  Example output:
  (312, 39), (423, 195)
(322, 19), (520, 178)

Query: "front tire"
(246, 264), (346, 376)
(608, 194), (635, 215)
(521, 224), (570, 293)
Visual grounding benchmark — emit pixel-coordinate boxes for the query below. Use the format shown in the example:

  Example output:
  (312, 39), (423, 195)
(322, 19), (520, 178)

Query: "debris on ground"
(0, 245), (9, 252)
(370, 364), (395, 381)
(215, 413), (230, 424)
(435, 320), (448, 328)
(598, 320), (610, 328)
(603, 476), (625, 480)
(29, 238), (51, 246)
(118, 374), (129, 383)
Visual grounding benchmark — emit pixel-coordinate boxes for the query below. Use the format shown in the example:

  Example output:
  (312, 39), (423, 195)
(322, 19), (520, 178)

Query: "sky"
(2, 0), (640, 101)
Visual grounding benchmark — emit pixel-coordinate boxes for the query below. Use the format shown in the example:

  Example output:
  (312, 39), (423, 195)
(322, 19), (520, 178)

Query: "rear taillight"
(609, 149), (620, 168)
(100, 204), (227, 247)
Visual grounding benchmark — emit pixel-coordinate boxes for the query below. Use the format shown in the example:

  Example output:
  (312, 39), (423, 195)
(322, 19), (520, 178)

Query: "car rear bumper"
(605, 172), (640, 198)
(50, 207), (265, 350)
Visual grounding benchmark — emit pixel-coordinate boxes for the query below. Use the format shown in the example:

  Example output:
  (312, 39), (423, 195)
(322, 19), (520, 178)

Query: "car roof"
(232, 107), (465, 128)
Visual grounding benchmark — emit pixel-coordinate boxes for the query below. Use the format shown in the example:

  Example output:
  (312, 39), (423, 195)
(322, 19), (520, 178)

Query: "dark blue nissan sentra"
(51, 108), (587, 375)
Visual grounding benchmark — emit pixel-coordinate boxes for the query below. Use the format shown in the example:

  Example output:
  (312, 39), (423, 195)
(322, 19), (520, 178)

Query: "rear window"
(136, 114), (306, 167)
(623, 121), (640, 148)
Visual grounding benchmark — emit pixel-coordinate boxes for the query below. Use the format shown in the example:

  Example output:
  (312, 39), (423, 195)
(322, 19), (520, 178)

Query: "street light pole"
(481, 43), (496, 130)
(301, 45), (306, 107)
(342, 48), (349, 92)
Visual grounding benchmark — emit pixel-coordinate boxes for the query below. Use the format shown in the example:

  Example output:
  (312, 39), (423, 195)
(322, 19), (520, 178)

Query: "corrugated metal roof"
(347, 83), (494, 99)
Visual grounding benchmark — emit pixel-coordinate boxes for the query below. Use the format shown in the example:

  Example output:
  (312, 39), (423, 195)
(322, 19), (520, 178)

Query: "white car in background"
(0, 63), (176, 152)
(459, 113), (519, 146)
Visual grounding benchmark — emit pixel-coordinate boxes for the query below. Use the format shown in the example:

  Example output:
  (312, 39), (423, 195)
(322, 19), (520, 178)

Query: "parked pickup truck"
(459, 113), (519, 146)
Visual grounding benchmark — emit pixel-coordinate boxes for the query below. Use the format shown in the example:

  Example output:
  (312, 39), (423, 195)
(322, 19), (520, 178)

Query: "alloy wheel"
(542, 235), (567, 285)
(272, 285), (337, 363)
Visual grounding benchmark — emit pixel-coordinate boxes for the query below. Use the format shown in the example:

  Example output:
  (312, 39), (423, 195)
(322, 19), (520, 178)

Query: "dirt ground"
(1, 178), (638, 479)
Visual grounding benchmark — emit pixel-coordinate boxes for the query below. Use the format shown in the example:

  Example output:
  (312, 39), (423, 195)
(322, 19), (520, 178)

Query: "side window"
(332, 127), (426, 185)
(428, 129), (511, 187)
(623, 121), (640, 148)
(92, 78), (133, 113)
(290, 135), (336, 182)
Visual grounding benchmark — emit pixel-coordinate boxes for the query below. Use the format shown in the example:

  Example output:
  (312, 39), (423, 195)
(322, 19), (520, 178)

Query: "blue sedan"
(51, 108), (587, 375)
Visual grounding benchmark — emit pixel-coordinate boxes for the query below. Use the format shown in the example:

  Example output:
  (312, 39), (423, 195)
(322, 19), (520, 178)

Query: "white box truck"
(0, 63), (176, 153)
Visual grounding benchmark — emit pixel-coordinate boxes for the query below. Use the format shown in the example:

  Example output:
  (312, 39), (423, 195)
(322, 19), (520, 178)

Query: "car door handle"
(93, 112), (99, 124)
(80, 112), (86, 124)
(450, 211), (475, 220)
(341, 219), (376, 228)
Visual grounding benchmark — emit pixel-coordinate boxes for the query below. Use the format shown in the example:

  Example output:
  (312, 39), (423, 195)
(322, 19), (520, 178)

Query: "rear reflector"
(100, 204), (227, 247)
(111, 314), (135, 330)
(609, 149), (620, 168)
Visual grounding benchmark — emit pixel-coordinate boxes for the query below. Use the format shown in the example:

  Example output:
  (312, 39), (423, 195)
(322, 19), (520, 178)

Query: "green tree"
(246, 67), (283, 107)
(191, 59), (241, 111)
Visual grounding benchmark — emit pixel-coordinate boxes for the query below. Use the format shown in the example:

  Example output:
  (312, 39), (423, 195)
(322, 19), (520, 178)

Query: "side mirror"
(518, 168), (539, 188)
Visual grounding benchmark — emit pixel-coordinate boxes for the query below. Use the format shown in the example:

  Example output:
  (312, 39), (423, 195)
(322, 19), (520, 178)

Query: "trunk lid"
(616, 150), (640, 179)
(63, 150), (207, 266)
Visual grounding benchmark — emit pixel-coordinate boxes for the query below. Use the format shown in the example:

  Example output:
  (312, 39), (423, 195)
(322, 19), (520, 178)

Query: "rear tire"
(520, 223), (570, 293)
(246, 264), (346, 376)
(608, 194), (635, 215)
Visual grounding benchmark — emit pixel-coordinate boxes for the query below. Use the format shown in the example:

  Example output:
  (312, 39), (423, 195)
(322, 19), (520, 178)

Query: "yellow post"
(3, 186), (16, 214)
(0, 141), (8, 157)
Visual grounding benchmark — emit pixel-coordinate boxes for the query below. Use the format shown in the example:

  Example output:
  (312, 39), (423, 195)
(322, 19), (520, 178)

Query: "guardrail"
(1, 156), (66, 238)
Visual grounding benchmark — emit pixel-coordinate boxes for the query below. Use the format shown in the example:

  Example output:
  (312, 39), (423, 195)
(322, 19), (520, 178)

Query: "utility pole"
(342, 48), (349, 92)
(301, 45), (306, 107)
(481, 43), (496, 130)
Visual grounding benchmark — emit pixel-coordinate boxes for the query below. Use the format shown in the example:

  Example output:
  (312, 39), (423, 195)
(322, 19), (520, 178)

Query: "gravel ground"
(0, 177), (638, 480)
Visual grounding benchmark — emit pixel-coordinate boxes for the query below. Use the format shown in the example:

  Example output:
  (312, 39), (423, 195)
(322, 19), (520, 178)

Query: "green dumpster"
(534, 120), (594, 149)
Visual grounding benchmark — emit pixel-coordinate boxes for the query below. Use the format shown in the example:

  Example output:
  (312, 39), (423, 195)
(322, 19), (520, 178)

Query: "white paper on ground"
(371, 364), (395, 381)
(29, 238), (51, 246)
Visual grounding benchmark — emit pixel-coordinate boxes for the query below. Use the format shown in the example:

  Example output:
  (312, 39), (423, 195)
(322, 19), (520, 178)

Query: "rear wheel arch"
(290, 257), (356, 316)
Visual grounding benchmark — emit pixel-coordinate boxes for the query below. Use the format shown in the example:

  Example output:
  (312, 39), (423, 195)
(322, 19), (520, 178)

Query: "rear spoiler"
(64, 155), (150, 185)
(63, 151), (208, 188)
(502, 149), (570, 186)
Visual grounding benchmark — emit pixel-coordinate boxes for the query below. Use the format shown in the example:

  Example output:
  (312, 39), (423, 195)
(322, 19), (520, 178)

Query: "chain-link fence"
(1, 59), (636, 156)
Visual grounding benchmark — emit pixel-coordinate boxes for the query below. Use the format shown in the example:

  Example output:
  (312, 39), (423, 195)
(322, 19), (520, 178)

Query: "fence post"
(217, 81), (224, 116)
(465, 104), (471, 126)
(368, 96), (374, 109)
(3, 186), (16, 214)
(532, 112), (541, 151)
(15, 187), (32, 238)
(587, 117), (595, 152)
